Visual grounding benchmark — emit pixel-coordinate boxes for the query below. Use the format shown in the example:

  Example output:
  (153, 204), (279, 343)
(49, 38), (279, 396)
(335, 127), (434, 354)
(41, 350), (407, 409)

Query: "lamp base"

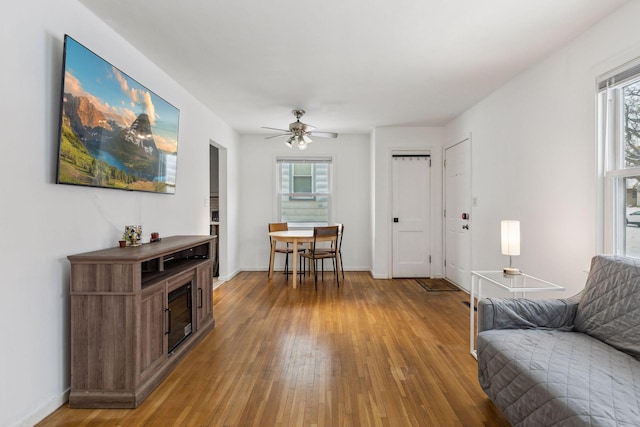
(503, 267), (521, 275)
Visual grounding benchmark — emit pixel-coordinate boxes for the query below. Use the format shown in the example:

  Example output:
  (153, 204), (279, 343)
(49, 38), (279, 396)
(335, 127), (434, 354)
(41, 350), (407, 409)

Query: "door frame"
(443, 135), (473, 289)
(210, 140), (227, 282)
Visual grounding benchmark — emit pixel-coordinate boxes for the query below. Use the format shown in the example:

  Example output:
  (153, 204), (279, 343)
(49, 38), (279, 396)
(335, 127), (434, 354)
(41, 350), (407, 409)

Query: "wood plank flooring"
(39, 272), (509, 426)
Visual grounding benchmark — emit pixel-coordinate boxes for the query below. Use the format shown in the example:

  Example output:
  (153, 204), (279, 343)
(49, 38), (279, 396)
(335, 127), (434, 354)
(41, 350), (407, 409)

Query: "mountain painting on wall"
(55, 35), (180, 194)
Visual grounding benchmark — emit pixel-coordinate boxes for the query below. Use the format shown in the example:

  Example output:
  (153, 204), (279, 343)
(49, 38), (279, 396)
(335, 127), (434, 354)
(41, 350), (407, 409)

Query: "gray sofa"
(476, 255), (640, 426)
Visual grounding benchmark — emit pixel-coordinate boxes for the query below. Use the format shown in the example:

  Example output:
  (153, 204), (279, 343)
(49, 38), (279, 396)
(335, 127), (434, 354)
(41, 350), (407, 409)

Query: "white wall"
(371, 127), (445, 278)
(445, 1), (640, 298)
(0, 1), (239, 425)
(237, 134), (371, 272)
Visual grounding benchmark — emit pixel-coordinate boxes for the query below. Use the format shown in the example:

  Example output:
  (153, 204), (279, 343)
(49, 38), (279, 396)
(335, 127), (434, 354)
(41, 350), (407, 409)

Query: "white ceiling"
(79, 0), (628, 135)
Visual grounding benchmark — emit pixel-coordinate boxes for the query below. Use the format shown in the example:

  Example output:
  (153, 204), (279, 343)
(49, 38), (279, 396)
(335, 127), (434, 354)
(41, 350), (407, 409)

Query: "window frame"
(598, 61), (640, 257)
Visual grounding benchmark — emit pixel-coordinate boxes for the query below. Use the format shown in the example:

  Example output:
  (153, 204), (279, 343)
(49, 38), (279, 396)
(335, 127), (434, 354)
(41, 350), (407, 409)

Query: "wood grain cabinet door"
(196, 262), (213, 330)
(139, 283), (167, 381)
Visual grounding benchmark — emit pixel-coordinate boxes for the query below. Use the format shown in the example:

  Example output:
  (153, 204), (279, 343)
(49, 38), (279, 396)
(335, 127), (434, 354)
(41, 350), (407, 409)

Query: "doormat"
(415, 278), (460, 292)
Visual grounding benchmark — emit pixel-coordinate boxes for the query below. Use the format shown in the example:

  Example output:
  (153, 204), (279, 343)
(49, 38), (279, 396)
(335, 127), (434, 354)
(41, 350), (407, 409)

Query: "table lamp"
(501, 220), (521, 275)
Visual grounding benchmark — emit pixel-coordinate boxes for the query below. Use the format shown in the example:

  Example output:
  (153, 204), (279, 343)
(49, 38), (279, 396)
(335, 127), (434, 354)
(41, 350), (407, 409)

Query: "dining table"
(268, 229), (341, 288)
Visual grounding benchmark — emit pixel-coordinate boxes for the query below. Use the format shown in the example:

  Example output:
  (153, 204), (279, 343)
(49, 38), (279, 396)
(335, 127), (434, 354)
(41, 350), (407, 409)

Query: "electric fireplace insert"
(167, 282), (193, 353)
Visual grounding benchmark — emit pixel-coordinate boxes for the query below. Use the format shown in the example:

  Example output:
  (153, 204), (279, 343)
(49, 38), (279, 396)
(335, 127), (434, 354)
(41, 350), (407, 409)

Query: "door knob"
(393, 218), (399, 223)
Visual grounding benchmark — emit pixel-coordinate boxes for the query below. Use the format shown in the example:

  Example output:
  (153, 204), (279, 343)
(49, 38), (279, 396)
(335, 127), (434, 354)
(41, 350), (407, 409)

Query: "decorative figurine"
(124, 225), (142, 247)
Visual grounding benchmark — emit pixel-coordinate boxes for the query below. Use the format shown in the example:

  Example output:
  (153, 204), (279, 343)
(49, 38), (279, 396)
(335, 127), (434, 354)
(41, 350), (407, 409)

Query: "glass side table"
(470, 271), (565, 359)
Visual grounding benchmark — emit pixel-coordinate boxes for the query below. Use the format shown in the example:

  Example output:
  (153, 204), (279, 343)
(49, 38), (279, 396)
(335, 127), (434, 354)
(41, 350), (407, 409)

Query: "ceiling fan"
(262, 109), (338, 150)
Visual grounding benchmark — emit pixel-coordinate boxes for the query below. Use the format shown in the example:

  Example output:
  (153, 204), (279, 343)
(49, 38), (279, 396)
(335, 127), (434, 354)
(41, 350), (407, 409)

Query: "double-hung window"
(276, 157), (331, 227)
(599, 61), (640, 258)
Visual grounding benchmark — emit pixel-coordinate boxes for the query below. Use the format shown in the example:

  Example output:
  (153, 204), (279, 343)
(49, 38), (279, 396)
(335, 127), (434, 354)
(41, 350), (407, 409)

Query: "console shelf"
(68, 235), (216, 408)
(141, 258), (207, 288)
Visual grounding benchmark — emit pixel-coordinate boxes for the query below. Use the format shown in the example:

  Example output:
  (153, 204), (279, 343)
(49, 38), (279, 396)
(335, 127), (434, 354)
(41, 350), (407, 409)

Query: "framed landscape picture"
(56, 35), (180, 194)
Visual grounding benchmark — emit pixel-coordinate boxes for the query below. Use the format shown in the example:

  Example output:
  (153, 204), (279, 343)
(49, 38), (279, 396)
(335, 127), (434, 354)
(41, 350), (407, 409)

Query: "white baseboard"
(230, 268), (440, 281)
(370, 272), (445, 280)
(241, 266), (372, 273)
(212, 278), (225, 291)
(15, 388), (69, 427)
(370, 269), (389, 279)
(215, 268), (241, 282)
(241, 266), (272, 272)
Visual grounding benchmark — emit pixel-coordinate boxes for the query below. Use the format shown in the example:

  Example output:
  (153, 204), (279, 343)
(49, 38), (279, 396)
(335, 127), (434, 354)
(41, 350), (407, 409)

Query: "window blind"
(598, 58), (640, 90)
(276, 157), (332, 164)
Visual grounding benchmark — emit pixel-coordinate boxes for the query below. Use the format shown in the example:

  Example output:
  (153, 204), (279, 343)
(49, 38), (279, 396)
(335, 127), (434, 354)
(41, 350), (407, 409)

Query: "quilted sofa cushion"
(574, 255), (640, 360)
(478, 328), (640, 426)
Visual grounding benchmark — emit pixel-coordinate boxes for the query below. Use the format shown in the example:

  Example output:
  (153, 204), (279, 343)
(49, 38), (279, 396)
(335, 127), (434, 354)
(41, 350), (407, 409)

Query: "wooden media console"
(67, 235), (216, 408)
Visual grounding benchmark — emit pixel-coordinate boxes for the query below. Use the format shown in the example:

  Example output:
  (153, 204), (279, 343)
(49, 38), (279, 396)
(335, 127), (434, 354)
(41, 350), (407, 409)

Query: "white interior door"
(392, 154), (431, 278)
(445, 139), (471, 290)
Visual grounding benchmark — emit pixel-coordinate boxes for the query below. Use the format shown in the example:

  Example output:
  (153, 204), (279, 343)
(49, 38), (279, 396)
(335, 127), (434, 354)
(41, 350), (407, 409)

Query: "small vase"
(119, 240), (126, 248)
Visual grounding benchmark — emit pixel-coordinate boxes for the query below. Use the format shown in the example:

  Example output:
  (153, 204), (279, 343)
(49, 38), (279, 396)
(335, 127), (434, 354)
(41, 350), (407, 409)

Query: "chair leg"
(332, 257), (340, 287)
(314, 259), (318, 290)
(284, 253), (289, 277)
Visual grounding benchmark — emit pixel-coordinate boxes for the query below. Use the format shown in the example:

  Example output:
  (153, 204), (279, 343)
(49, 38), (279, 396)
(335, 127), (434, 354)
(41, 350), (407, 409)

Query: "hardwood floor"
(39, 272), (509, 426)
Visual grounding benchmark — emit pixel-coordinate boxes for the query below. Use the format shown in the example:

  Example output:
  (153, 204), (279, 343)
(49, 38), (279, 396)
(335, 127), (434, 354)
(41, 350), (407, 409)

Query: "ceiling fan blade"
(265, 133), (291, 139)
(307, 131), (338, 138)
(261, 126), (290, 132)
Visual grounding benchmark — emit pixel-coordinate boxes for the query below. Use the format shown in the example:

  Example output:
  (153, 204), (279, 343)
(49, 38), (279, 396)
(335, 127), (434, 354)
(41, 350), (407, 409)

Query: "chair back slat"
(314, 226), (337, 236)
(269, 223), (288, 232)
(269, 223), (289, 248)
(313, 226), (338, 248)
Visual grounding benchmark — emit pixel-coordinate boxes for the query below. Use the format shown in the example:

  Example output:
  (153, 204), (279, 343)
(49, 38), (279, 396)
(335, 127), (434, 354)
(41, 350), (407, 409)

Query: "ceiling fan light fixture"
(264, 109), (338, 150)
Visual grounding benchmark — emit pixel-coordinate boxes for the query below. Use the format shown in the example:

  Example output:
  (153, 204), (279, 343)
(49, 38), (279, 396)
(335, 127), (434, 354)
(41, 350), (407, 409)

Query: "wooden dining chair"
(300, 226), (340, 290)
(268, 223), (293, 277)
(308, 223), (344, 281)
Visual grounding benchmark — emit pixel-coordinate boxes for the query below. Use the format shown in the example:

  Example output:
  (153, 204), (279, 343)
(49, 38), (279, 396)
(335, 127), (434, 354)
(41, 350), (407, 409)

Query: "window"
(291, 163), (313, 198)
(277, 158), (331, 226)
(599, 62), (640, 258)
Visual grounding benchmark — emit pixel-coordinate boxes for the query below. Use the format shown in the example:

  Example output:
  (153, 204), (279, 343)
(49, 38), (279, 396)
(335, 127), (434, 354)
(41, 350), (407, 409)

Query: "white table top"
(268, 230), (314, 238)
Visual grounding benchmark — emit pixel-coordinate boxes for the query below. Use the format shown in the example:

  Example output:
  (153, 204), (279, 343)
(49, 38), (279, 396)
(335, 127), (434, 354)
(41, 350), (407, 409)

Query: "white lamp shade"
(501, 220), (520, 256)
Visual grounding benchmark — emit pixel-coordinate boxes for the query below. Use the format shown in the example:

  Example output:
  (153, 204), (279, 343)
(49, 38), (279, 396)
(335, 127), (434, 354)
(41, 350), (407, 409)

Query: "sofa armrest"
(478, 293), (581, 333)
